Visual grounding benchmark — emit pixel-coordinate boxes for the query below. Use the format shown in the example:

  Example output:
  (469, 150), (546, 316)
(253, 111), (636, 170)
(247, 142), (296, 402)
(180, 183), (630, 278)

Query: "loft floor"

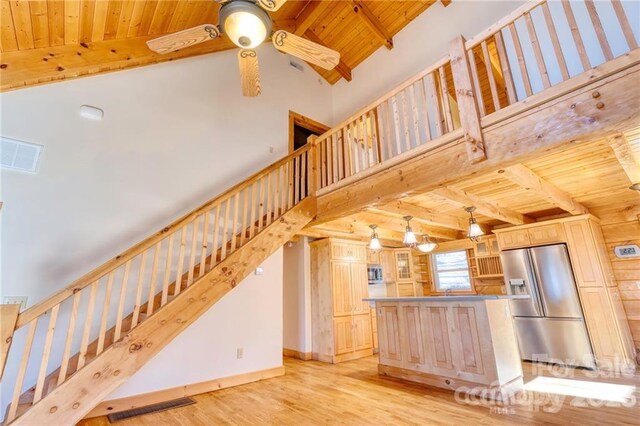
(80, 357), (640, 425)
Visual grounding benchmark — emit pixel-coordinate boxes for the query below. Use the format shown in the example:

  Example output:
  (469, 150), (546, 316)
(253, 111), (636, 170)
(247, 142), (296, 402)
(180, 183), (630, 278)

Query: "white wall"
(330, 0), (526, 120)
(283, 238), (312, 354)
(110, 249), (283, 399)
(0, 44), (332, 413)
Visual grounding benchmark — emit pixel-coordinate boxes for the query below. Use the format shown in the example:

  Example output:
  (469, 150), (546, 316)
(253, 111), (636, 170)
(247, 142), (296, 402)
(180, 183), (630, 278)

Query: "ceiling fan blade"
(238, 49), (262, 97)
(147, 24), (220, 54)
(272, 30), (339, 71)
(257, 0), (288, 12)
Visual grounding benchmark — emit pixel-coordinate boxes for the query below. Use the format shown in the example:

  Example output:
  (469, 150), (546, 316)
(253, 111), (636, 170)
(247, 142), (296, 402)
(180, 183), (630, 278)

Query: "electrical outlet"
(237, 347), (244, 359)
(3, 296), (27, 311)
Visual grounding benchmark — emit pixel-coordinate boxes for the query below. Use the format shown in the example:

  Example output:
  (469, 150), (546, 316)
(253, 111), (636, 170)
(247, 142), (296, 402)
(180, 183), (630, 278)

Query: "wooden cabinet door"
(331, 262), (354, 316)
(368, 250), (380, 264)
(377, 304), (403, 367)
(399, 304), (426, 369)
(370, 308), (378, 350)
(579, 286), (623, 365)
(333, 316), (355, 355)
(353, 313), (373, 351)
(380, 250), (396, 283)
(397, 282), (416, 297)
(496, 229), (530, 250)
(564, 220), (604, 287)
(394, 249), (413, 281)
(474, 238), (491, 257)
(331, 242), (367, 262)
(350, 263), (370, 315)
(420, 305), (455, 374)
(450, 306), (485, 377)
(489, 237), (500, 255)
(529, 223), (565, 246)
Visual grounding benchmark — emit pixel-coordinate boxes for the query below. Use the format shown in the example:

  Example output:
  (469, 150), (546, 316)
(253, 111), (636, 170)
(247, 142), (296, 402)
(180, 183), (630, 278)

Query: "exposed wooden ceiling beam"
(349, 1), (393, 50)
(303, 30), (352, 81)
(297, 227), (402, 247)
(294, 1), (331, 36)
(311, 218), (407, 242)
(441, 0), (453, 7)
(341, 212), (459, 240)
(367, 201), (467, 231)
(608, 133), (640, 185)
(431, 187), (535, 225)
(498, 164), (590, 215)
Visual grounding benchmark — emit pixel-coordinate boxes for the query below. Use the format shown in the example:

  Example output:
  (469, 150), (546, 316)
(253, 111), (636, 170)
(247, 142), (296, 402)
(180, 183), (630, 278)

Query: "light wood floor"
(80, 357), (639, 425)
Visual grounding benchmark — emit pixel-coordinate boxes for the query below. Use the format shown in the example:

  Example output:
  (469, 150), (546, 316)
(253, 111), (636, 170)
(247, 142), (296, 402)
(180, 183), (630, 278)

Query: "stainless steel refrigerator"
(501, 244), (596, 369)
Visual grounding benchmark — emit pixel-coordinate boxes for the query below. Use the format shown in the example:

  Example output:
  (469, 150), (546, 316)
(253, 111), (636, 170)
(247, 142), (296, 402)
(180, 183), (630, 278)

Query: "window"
(431, 250), (472, 292)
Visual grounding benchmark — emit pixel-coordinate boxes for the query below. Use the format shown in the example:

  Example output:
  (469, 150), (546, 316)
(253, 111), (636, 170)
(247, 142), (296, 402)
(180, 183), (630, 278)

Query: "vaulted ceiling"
(0, 0), (446, 92)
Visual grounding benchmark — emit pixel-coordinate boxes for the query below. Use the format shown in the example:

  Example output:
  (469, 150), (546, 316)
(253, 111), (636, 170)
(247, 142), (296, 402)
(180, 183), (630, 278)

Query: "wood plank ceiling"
(0, 0), (443, 91)
(303, 135), (640, 246)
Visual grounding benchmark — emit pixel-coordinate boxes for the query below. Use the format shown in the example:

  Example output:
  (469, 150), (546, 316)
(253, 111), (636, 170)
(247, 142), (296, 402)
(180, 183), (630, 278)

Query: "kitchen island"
(365, 296), (528, 400)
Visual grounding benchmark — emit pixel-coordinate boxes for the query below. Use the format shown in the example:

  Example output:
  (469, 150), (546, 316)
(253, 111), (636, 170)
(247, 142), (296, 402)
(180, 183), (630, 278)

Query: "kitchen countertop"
(363, 295), (530, 302)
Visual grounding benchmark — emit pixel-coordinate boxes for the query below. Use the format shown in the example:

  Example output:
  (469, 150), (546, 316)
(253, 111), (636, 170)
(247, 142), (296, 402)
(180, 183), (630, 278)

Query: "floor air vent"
(107, 397), (196, 423)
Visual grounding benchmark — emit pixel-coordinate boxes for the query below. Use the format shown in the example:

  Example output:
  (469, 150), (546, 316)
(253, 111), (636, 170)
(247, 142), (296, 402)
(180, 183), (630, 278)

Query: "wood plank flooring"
(80, 356), (640, 425)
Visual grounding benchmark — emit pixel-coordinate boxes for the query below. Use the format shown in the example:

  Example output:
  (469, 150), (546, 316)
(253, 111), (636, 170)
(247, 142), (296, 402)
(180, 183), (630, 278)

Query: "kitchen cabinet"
(380, 250), (396, 284)
(311, 239), (373, 363)
(496, 229), (530, 250)
(394, 249), (414, 281)
(529, 223), (565, 246)
(473, 236), (500, 257)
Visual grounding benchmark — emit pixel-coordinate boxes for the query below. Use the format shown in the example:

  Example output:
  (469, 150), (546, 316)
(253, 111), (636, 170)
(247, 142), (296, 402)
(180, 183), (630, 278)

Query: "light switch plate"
(3, 296), (27, 311)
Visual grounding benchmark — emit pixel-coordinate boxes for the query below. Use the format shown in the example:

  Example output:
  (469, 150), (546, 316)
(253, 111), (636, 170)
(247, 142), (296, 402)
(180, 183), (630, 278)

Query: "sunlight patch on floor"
(524, 376), (636, 403)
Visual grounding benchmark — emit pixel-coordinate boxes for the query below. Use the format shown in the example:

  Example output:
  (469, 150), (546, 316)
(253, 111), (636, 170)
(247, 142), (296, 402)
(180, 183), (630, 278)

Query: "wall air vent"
(289, 60), (303, 72)
(1, 137), (43, 173)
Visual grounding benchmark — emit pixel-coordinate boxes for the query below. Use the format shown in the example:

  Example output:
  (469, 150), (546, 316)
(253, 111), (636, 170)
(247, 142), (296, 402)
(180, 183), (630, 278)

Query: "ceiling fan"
(146, 0), (340, 97)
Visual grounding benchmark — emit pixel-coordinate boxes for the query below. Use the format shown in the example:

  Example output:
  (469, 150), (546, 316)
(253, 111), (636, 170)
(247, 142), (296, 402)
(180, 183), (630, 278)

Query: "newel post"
(0, 304), (20, 380)
(307, 135), (319, 196)
(448, 35), (487, 163)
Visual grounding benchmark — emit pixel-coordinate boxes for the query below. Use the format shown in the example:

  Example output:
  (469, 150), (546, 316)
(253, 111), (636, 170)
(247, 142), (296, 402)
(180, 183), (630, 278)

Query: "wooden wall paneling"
(29, 1), (49, 48)
(91, 0), (109, 41)
(1, 0), (19, 52)
(10, 0), (34, 49)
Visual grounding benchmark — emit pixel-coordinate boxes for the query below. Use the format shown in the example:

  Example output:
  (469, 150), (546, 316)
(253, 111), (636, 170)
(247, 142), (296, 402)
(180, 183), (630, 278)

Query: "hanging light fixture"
(417, 234), (438, 253)
(403, 216), (418, 248)
(465, 206), (484, 242)
(369, 224), (382, 251)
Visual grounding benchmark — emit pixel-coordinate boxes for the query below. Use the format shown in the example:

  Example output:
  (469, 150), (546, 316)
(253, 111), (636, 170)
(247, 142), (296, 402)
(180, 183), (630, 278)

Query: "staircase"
(0, 146), (315, 425)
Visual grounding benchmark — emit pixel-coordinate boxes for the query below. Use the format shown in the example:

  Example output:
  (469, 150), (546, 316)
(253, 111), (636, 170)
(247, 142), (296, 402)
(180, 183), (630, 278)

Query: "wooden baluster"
(265, 171), (273, 226)
(345, 124), (354, 176)
(375, 105), (387, 161)
(370, 109), (381, 163)
(272, 167), (280, 219)
(147, 241), (161, 314)
(561, 0), (591, 71)
(524, 12), (551, 89)
(541, 2), (569, 81)
(287, 160), (294, 210)
(584, 0), (613, 61)
(419, 78), (433, 142)
(331, 133), (340, 181)
(293, 157), (300, 205)
(220, 199), (231, 260)
(33, 305), (60, 403)
(58, 291), (81, 384)
(390, 95), (403, 154)
(280, 165), (287, 214)
(257, 177), (265, 232)
(326, 136), (334, 185)
(198, 212), (210, 277)
(408, 83), (421, 145)
(114, 260), (132, 340)
(494, 31), (518, 104)
(96, 273), (114, 354)
(400, 91), (412, 150)
(7, 320), (37, 423)
(186, 217), (200, 285)
(438, 66), (454, 132)
(467, 47), (486, 116)
(319, 139), (326, 186)
(314, 140), (322, 190)
(230, 192), (240, 252)
(426, 73), (444, 136)
(241, 188), (249, 245)
(481, 40), (502, 111)
(300, 152), (307, 199)
(209, 204), (222, 269)
(509, 22), (533, 97)
(348, 121), (359, 173)
(160, 234), (174, 306)
(611, 0), (637, 50)
(174, 228), (187, 295)
(78, 280), (98, 369)
(383, 100), (394, 157)
(362, 114), (370, 169)
(132, 252), (148, 319)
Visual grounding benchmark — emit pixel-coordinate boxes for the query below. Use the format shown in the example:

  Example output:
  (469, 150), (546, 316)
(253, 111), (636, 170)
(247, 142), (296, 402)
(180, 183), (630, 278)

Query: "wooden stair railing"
(1, 145), (315, 425)
(312, 0), (638, 192)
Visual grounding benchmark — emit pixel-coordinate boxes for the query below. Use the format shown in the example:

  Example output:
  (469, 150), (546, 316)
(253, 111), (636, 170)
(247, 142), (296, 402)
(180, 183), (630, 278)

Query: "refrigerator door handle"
(524, 250), (545, 316)
(530, 255), (548, 317)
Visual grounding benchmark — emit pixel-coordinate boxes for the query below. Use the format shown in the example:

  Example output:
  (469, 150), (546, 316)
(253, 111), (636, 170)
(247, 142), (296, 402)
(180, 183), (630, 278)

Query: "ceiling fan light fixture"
(220, 1), (272, 49)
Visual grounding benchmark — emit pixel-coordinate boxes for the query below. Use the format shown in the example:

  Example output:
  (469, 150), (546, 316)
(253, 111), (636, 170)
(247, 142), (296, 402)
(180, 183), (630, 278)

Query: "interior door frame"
(288, 111), (330, 153)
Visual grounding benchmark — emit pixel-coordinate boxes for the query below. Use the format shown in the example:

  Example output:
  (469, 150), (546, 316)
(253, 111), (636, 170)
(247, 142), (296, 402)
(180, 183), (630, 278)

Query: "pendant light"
(403, 216), (418, 248)
(417, 234), (438, 253)
(465, 206), (484, 242)
(369, 224), (382, 251)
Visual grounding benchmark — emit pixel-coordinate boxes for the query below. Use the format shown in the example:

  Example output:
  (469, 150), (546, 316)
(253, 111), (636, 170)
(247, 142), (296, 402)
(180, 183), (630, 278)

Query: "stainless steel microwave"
(367, 264), (384, 285)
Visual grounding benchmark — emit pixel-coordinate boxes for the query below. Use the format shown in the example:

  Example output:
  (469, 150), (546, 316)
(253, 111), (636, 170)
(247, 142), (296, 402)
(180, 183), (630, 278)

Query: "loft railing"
(314, 0), (638, 192)
(1, 145), (312, 423)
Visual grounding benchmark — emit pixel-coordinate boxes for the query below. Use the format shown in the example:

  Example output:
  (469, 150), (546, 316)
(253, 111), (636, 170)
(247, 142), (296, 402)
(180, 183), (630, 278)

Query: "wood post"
(0, 304), (20, 380)
(307, 135), (318, 196)
(448, 35), (486, 163)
